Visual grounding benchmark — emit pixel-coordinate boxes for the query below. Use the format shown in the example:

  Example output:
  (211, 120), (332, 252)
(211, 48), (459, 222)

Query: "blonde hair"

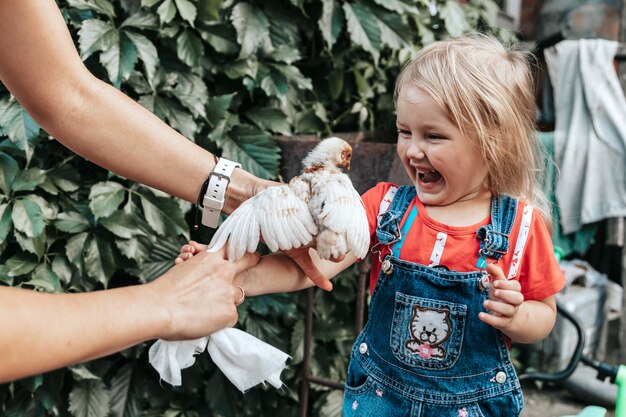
(395, 35), (550, 221)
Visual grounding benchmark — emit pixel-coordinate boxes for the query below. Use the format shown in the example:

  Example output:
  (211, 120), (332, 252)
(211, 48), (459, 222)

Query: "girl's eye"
(427, 133), (446, 140)
(397, 129), (411, 137)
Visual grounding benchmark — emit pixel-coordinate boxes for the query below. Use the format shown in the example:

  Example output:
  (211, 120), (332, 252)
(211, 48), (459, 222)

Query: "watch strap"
(201, 158), (241, 228)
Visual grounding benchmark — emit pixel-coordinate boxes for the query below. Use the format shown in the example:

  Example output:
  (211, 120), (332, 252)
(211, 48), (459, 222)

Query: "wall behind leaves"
(0, 0), (509, 415)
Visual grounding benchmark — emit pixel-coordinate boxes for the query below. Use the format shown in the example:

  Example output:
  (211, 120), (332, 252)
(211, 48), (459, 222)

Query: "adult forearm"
(0, 0), (271, 211)
(43, 78), (267, 210)
(0, 285), (167, 383)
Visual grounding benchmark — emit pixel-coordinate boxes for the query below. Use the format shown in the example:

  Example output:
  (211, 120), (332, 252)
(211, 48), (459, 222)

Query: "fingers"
(479, 311), (513, 329)
(293, 253), (333, 291)
(486, 263), (505, 280)
(176, 241), (210, 264)
(480, 265), (524, 330)
(190, 240), (208, 252)
(228, 251), (261, 273)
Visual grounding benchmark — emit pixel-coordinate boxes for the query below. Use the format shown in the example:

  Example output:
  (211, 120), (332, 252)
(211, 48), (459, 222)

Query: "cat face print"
(405, 305), (451, 359)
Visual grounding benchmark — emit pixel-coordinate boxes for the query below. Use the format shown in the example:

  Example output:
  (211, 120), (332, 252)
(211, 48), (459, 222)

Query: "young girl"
(179, 35), (565, 416)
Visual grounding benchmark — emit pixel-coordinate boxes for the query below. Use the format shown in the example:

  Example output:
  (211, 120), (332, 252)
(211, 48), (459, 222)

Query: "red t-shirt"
(362, 182), (565, 300)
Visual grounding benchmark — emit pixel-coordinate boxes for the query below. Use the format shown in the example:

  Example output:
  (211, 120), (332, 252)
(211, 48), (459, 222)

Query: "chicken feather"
(208, 137), (369, 263)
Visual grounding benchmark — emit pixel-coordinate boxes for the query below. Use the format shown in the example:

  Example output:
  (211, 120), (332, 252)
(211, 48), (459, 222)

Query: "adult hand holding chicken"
(207, 137), (369, 291)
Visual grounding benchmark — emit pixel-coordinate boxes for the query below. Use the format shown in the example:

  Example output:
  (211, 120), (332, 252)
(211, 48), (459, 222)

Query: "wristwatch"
(201, 157), (241, 228)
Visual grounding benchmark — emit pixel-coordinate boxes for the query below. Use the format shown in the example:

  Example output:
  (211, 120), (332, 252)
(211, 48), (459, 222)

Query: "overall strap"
(375, 186), (416, 249)
(389, 185), (416, 213)
(475, 195), (518, 266)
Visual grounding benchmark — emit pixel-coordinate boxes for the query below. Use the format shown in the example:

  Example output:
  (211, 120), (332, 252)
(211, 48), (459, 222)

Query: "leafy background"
(0, 0), (509, 415)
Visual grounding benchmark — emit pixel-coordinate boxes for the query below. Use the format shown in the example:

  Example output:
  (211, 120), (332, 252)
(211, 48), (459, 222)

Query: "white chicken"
(207, 137), (369, 266)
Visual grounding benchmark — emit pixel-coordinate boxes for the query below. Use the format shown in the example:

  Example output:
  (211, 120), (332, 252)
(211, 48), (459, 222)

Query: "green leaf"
(120, 10), (159, 29)
(71, 366), (101, 381)
(260, 70), (289, 97)
(198, 0), (223, 21)
(15, 230), (46, 258)
(170, 73), (208, 118)
(109, 364), (141, 417)
(200, 24), (238, 55)
(372, 0), (419, 14)
(0, 152), (18, 195)
(12, 168), (46, 192)
(124, 31), (158, 82)
(100, 32), (139, 87)
(176, 29), (204, 67)
(318, 0), (344, 49)
(67, 0), (116, 17)
(78, 19), (118, 61)
(52, 256), (73, 285)
(295, 108), (327, 134)
(27, 264), (62, 293)
(174, 0), (197, 25)
(230, 3), (271, 57)
(141, 0), (160, 6)
(223, 58), (258, 80)
(99, 211), (142, 239)
(343, 2), (382, 62)
(319, 390), (343, 417)
(12, 198), (44, 238)
(269, 63), (312, 91)
(206, 93), (235, 127)
(66, 232), (89, 270)
(25, 194), (57, 221)
(375, 9), (409, 49)
(167, 101), (197, 139)
(208, 114), (238, 150)
(156, 0), (176, 24)
(6, 252), (38, 277)
(244, 107), (291, 136)
(55, 212), (91, 233)
(441, 1), (470, 37)
(138, 238), (181, 282)
(138, 190), (187, 236)
(0, 100), (40, 157)
(89, 181), (126, 220)
(68, 379), (111, 417)
(116, 236), (151, 261)
(49, 163), (81, 192)
(221, 128), (280, 179)
(84, 234), (116, 287)
(266, 45), (301, 64)
(0, 203), (12, 242)
(328, 66), (344, 101)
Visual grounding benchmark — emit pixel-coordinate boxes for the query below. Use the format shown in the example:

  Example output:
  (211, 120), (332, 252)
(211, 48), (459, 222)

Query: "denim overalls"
(343, 186), (524, 417)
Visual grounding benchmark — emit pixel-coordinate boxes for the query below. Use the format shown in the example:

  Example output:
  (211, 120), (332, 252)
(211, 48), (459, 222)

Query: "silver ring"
(235, 286), (245, 306)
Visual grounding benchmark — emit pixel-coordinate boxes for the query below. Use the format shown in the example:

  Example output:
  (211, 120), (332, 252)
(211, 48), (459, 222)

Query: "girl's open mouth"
(418, 169), (443, 184)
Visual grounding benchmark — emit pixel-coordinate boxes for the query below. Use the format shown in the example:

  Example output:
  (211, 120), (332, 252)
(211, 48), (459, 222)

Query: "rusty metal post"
(298, 287), (314, 417)
(355, 257), (370, 336)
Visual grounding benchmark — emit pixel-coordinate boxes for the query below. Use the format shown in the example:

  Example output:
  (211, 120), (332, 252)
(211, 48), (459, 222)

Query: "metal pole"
(298, 287), (315, 417)
(355, 257), (370, 335)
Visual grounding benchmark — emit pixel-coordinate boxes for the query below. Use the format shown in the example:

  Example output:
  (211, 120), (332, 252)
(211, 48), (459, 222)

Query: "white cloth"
(149, 328), (290, 392)
(544, 39), (626, 234)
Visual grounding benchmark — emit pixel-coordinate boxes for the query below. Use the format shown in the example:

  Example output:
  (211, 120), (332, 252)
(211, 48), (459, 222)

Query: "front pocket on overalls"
(390, 293), (467, 370)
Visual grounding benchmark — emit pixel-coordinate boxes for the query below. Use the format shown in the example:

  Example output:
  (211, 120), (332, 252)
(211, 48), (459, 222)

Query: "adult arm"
(0, 0), (327, 285)
(0, 0), (270, 212)
(0, 250), (259, 384)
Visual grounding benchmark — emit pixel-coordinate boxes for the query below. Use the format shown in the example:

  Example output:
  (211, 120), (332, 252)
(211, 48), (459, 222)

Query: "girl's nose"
(407, 140), (426, 160)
